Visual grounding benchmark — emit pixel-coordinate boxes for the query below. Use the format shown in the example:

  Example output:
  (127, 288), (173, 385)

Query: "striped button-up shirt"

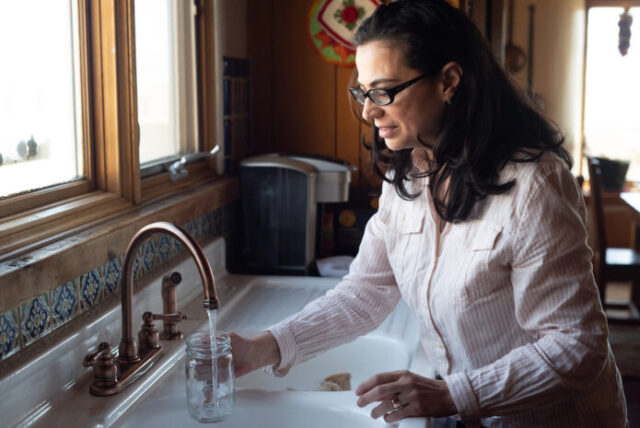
(268, 153), (628, 427)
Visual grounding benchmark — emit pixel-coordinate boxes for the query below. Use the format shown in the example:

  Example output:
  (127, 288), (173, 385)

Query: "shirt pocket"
(458, 221), (504, 307)
(383, 210), (426, 289)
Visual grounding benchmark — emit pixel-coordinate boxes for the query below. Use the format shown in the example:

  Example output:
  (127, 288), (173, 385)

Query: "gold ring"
(391, 397), (403, 410)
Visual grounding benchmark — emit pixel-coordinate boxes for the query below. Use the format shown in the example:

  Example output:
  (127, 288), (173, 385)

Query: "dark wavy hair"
(353, 0), (570, 222)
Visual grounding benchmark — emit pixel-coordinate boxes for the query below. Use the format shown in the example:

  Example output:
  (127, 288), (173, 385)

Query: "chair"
(586, 156), (640, 324)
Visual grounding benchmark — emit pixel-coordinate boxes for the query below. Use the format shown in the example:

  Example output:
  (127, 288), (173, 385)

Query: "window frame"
(0, 0), (218, 261)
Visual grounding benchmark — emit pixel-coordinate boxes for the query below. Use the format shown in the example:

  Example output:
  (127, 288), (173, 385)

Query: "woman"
(231, 0), (628, 426)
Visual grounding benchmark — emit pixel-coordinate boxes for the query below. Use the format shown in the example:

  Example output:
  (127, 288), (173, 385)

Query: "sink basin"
(113, 276), (425, 428)
(236, 335), (413, 391)
(118, 390), (394, 428)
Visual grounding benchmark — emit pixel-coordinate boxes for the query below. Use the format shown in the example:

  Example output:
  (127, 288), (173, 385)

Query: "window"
(584, 6), (640, 181)
(0, 0), (83, 199)
(135, 0), (199, 168)
(0, 0), (217, 259)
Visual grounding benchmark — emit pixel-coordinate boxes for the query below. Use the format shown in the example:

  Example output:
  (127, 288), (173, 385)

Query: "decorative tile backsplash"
(21, 296), (51, 347)
(0, 205), (233, 361)
(50, 280), (78, 328)
(0, 309), (20, 359)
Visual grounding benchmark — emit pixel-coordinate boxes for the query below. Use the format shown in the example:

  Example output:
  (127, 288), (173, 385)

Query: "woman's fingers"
(382, 402), (414, 423)
(370, 395), (409, 419)
(229, 332), (252, 377)
(356, 370), (409, 407)
(356, 370), (406, 396)
(355, 370), (458, 421)
(356, 382), (400, 407)
(229, 331), (281, 377)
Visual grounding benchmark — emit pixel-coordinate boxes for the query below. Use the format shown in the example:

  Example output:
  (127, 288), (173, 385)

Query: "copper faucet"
(83, 221), (220, 396)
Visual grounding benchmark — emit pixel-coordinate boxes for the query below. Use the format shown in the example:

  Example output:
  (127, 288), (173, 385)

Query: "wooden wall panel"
(247, 0), (377, 188)
(335, 67), (361, 187)
(270, 0), (336, 157)
(585, 192), (634, 248)
(247, 0), (273, 154)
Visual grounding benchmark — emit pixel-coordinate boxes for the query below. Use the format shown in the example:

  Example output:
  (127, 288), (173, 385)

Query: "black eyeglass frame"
(349, 73), (428, 106)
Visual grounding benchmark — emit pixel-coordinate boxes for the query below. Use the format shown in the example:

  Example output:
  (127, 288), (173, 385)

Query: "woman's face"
(355, 40), (447, 151)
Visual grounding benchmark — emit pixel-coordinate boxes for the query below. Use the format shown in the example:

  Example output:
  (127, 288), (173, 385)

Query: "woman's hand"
(229, 331), (281, 377)
(356, 370), (457, 423)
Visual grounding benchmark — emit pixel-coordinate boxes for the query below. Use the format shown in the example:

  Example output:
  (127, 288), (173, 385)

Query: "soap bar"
(318, 372), (351, 391)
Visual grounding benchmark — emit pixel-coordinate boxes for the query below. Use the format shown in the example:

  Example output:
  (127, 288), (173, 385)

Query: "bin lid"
(240, 154), (317, 176)
(286, 154), (352, 202)
(287, 155), (353, 173)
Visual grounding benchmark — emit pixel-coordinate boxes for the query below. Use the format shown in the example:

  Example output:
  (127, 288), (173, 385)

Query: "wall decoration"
(619, 7), (633, 56)
(308, 0), (381, 66)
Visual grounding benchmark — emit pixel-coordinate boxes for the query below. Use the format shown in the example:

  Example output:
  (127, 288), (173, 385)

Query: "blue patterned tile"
(141, 240), (157, 274)
(199, 213), (212, 238)
(222, 205), (232, 233)
(0, 309), (20, 359)
(185, 219), (202, 241)
(21, 296), (51, 346)
(133, 247), (144, 280)
(50, 280), (78, 328)
(157, 235), (171, 263)
(103, 256), (122, 296)
(79, 268), (102, 310)
(172, 235), (186, 256)
(206, 210), (218, 236)
(212, 209), (223, 236)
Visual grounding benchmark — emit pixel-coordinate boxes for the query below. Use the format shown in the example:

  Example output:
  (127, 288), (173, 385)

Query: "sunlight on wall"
(511, 0), (585, 174)
(584, 7), (640, 181)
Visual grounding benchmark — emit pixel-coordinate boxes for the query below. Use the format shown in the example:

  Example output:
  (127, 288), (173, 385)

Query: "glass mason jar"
(185, 331), (235, 423)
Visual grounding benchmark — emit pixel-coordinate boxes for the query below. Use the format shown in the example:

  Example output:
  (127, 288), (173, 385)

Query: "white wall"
(511, 0), (586, 169)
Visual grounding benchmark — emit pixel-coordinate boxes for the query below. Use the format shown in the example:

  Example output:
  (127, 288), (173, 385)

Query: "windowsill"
(0, 175), (238, 314)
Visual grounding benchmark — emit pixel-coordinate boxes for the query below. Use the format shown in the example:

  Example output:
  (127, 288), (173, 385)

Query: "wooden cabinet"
(584, 191), (634, 248)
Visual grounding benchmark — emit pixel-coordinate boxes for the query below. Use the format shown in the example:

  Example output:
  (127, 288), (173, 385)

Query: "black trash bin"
(238, 153), (351, 274)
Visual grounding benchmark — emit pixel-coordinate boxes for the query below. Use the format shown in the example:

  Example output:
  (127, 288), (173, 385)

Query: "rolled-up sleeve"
(267, 182), (401, 375)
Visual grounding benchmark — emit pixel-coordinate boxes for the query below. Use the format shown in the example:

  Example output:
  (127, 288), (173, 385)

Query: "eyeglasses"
(349, 73), (428, 106)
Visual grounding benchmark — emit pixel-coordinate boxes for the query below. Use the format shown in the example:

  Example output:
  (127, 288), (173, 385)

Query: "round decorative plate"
(308, 0), (382, 66)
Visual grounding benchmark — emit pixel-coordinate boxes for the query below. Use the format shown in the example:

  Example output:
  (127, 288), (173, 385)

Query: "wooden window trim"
(0, 0), (220, 262)
(195, 0), (218, 154)
(0, 0), (137, 260)
(0, 181), (92, 219)
(0, 191), (132, 262)
(136, 0), (220, 200)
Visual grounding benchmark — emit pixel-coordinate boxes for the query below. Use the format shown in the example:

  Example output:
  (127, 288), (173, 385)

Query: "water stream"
(207, 309), (219, 410)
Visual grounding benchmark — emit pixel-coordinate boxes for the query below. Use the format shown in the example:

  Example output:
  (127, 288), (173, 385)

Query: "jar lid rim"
(186, 330), (231, 354)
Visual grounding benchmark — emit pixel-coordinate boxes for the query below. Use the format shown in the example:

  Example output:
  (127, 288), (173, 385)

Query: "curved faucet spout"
(118, 222), (220, 364)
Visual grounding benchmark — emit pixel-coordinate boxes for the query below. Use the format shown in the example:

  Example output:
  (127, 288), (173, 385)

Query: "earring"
(445, 97), (452, 105)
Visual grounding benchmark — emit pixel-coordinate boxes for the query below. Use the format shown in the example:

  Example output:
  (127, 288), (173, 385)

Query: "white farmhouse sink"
(119, 391), (392, 428)
(115, 276), (426, 428)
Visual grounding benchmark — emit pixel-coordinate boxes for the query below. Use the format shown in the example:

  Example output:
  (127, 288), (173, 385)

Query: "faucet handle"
(152, 311), (187, 341)
(152, 312), (187, 322)
(83, 342), (117, 388)
(83, 342), (112, 368)
(138, 312), (161, 350)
